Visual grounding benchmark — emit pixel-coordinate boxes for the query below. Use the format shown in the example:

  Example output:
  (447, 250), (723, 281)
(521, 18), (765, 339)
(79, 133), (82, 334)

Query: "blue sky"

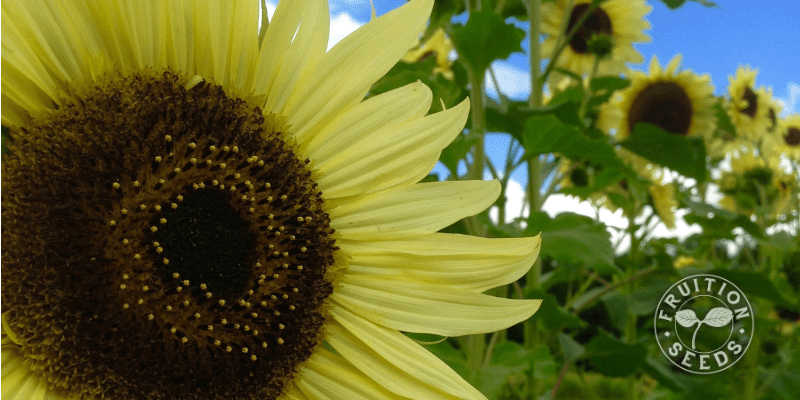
(271, 0), (799, 113)
(264, 0), (798, 244)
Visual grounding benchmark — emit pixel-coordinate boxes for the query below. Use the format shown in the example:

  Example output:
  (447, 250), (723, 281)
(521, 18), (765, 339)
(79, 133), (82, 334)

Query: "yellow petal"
(297, 348), (404, 400)
(329, 180), (500, 241)
(313, 97), (470, 198)
(303, 81), (432, 159)
(328, 306), (487, 399)
(331, 274), (541, 336)
(255, 0), (328, 115)
(286, 0), (434, 144)
(340, 232), (541, 292)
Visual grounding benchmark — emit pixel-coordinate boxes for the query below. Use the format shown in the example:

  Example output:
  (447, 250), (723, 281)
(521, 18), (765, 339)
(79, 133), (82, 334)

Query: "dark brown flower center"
(740, 86), (758, 118)
(785, 127), (800, 147)
(627, 81), (694, 135)
(1, 71), (337, 400)
(567, 4), (613, 54)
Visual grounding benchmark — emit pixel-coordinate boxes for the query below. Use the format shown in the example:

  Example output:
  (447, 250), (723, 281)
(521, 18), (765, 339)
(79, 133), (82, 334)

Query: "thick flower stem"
(626, 213), (640, 400)
(526, 0), (544, 397)
(464, 71), (488, 237)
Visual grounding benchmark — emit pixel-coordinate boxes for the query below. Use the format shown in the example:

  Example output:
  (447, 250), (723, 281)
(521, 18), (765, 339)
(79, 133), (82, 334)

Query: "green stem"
(463, 70), (487, 237)
(626, 212), (640, 400)
(578, 56), (601, 120)
(525, 1), (543, 397)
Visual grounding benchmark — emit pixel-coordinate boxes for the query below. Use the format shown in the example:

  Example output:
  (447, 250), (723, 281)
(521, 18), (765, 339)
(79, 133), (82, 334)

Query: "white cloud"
(485, 62), (531, 100)
(260, 1), (365, 52)
(327, 12), (364, 51)
(776, 81), (800, 117)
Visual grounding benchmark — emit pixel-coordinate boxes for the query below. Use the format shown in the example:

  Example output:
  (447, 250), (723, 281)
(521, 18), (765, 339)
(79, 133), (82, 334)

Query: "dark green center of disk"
(1, 71), (337, 400)
(740, 86), (758, 118)
(567, 4), (613, 54)
(627, 81), (694, 136)
(785, 127), (800, 146)
(153, 189), (255, 297)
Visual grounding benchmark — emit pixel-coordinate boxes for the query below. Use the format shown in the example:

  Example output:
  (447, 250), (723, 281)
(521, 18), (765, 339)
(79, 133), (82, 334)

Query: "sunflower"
(0, 1), (542, 400)
(401, 27), (455, 79)
(727, 66), (773, 141)
(648, 180), (678, 229)
(718, 152), (795, 218)
(767, 114), (800, 160)
(599, 55), (716, 139)
(541, 0), (651, 76)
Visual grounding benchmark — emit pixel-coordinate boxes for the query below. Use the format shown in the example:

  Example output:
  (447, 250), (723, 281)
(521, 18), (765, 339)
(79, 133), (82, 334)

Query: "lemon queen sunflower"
(0, 1), (542, 399)
(599, 55), (715, 139)
(541, 0), (651, 76)
(727, 66), (773, 141)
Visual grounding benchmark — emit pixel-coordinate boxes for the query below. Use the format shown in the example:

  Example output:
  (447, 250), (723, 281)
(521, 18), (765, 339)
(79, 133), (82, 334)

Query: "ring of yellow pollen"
(1, 70), (337, 400)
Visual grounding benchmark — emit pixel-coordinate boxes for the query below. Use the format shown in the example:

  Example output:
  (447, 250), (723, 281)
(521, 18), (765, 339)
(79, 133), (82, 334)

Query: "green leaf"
(475, 341), (532, 399)
(370, 57), (465, 114)
(526, 289), (586, 330)
(521, 115), (622, 170)
(417, 337), (470, 379)
(558, 333), (586, 363)
(600, 291), (629, 331)
(525, 212), (621, 276)
(439, 134), (478, 176)
(584, 330), (647, 377)
(661, 0), (687, 8)
(682, 198), (764, 239)
(619, 123), (707, 182)
(709, 269), (799, 308)
(450, 9), (525, 74)
(641, 356), (688, 392)
(589, 76), (630, 106)
(486, 100), (534, 139)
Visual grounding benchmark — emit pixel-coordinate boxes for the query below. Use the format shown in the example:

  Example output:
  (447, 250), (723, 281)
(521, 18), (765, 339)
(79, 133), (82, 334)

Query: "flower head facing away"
(1, 1), (542, 400)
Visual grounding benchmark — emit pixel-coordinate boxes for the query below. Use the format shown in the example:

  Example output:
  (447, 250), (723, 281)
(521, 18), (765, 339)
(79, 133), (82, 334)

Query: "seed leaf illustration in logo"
(675, 307), (733, 349)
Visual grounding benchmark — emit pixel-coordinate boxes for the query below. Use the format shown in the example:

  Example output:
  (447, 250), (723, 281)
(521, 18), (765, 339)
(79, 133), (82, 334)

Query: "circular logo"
(654, 274), (754, 374)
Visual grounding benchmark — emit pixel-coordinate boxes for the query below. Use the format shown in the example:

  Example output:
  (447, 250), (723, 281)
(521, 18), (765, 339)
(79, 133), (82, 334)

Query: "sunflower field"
(373, 0), (800, 399)
(1, 0), (798, 400)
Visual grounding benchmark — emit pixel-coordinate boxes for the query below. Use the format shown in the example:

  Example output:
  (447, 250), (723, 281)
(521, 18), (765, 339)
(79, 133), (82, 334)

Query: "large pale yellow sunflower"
(0, 1), (542, 400)
(727, 66), (773, 141)
(541, 0), (651, 76)
(599, 55), (715, 139)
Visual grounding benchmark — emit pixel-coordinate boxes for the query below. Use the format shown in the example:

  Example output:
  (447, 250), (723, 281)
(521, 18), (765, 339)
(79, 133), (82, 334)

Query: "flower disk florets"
(1, 71), (338, 400)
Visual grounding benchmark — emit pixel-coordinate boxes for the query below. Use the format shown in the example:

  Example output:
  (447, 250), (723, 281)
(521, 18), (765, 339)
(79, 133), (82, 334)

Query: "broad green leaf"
(486, 99), (535, 139)
(589, 76), (630, 106)
(526, 289), (586, 330)
(601, 291), (629, 331)
(709, 269), (799, 308)
(370, 57), (466, 114)
(522, 115), (622, 170)
(427, 0), (464, 33)
(619, 123), (707, 182)
(475, 341), (532, 399)
(641, 357), (688, 392)
(682, 199), (764, 239)
(584, 330), (647, 377)
(661, 0), (687, 8)
(558, 333), (586, 363)
(439, 134), (479, 176)
(525, 212), (621, 276)
(450, 10), (525, 74)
